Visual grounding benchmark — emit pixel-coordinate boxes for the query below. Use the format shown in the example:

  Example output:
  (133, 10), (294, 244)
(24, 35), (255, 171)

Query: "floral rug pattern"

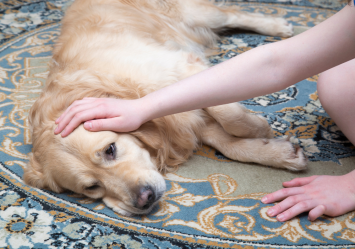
(1, 0), (355, 248)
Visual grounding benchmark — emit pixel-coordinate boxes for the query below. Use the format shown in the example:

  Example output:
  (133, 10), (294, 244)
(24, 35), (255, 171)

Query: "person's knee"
(318, 59), (355, 104)
(317, 70), (337, 111)
(317, 60), (355, 115)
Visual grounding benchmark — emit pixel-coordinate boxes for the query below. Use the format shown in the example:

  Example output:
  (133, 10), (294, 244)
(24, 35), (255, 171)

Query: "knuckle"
(273, 204), (281, 213)
(292, 178), (301, 184)
(280, 188), (289, 196)
(281, 210), (290, 219)
(98, 103), (108, 109)
(71, 106), (81, 113)
(298, 201), (309, 210)
(93, 120), (103, 129)
(73, 112), (83, 120)
(268, 193), (275, 200)
(287, 196), (298, 204)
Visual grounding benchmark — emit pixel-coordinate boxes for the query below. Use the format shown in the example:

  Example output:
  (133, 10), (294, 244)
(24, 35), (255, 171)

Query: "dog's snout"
(136, 186), (156, 209)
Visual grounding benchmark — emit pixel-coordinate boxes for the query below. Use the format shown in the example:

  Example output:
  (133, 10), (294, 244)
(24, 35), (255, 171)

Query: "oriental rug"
(1, 0), (355, 248)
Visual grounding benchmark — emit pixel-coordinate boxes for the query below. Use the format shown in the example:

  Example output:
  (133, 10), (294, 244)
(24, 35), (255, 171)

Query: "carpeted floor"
(1, 0), (355, 248)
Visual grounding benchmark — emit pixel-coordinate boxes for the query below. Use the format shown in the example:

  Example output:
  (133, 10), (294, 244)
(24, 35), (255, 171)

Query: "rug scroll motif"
(1, 0), (355, 248)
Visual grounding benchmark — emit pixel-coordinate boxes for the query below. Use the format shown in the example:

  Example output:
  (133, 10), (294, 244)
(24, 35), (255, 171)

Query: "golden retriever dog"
(24, 0), (306, 216)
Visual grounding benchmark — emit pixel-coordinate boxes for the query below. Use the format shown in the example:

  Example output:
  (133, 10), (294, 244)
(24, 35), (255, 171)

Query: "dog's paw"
(257, 17), (294, 38)
(273, 18), (293, 38)
(268, 138), (307, 171)
(282, 144), (307, 171)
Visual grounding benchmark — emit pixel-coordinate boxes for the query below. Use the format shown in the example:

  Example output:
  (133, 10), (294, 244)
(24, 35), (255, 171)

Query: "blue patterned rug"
(1, 0), (355, 248)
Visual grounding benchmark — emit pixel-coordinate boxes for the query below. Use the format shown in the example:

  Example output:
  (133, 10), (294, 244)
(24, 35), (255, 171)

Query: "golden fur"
(24, 0), (305, 216)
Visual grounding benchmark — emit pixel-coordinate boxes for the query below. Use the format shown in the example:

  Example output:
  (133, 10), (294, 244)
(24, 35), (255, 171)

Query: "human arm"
(55, 3), (355, 136)
(262, 37), (355, 222)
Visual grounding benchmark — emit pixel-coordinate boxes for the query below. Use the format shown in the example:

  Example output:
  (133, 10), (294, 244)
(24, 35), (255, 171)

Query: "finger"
(308, 205), (326, 221)
(55, 98), (97, 124)
(84, 117), (120, 132)
(84, 117), (141, 133)
(276, 200), (318, 222)
(59, 108), (108, 137)
(84, 117), (135, 133)
(261, 187), (304, 204)
(54, 102), (98, 134)
(283, 175), (319, 188)
(266, 194), (311, 217)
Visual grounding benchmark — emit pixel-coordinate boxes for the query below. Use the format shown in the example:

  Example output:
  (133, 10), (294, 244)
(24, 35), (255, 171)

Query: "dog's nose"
(136, 186), (156, 209)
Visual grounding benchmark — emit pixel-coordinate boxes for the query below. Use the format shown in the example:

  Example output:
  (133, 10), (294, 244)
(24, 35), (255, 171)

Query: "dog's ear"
(131, 117), (197, 173)
(23, 153), (63, 193)
(23, 153), (45, 189)
(131, 121), (169, 171)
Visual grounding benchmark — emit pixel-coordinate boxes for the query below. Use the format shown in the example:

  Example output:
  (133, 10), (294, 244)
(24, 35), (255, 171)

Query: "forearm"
(140, 3), (355, 122)
(55, 3), (355, 137)
(140, 44), (286, 122)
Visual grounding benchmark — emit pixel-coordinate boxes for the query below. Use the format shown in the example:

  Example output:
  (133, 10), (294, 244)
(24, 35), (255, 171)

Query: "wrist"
(136, 94), (157, 124)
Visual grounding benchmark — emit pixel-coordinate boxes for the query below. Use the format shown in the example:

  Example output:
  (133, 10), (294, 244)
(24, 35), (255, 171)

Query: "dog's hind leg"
(200, 121), (307, 171)
(205, 103), (274, 139)
(181, 0), (293, 37)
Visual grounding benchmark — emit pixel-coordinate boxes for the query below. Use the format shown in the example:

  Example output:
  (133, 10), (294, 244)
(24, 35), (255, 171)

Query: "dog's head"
(25, 124), (167, 216)
(24, 69), (204, 216)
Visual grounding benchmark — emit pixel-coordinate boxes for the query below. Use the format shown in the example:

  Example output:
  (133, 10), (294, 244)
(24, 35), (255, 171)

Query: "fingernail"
(261, 197), (268, 203)
(277, 214), (285, 221)
(84, 122), (92, 129)
(267, 208), (275, 216)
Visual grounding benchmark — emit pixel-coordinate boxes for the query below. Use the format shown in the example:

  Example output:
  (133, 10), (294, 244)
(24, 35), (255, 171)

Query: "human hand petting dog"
(54, 97), (146, 137)
(262, 172), (355, 222)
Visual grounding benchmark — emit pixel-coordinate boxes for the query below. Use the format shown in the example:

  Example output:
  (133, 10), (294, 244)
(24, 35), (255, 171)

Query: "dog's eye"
(85, 184), (100, 191)
(104, 143), (116, 160)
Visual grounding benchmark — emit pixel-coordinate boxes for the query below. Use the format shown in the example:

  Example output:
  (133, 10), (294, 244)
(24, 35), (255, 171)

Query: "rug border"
(0, 2), (351, 248)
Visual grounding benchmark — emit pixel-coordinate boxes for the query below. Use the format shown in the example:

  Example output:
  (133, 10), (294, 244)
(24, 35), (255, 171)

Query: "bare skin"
(54, 3), (355, 221)
(262, 173), (355, 221)
(262, 58), (355, 221)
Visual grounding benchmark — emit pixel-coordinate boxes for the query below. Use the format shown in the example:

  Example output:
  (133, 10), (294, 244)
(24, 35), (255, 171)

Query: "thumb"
(84, 118), (122, 132)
